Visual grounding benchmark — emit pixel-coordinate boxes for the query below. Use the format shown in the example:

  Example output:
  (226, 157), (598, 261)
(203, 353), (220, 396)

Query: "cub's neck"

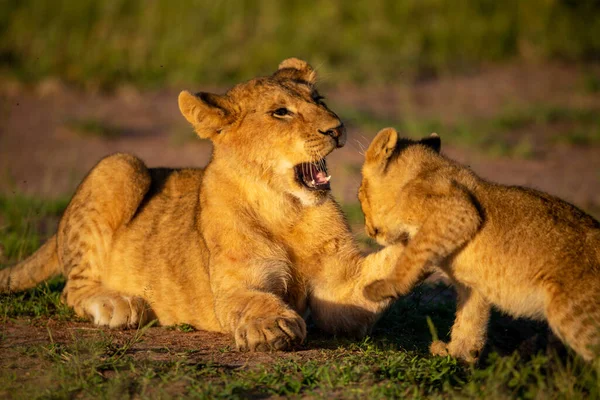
(202, 154), (308, 231)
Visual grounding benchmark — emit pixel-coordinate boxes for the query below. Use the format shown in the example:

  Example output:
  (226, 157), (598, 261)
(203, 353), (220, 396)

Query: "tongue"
(314, 171), (329, 185)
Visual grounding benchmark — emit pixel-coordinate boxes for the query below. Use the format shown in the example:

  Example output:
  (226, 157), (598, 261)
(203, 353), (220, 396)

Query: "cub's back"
(465, 178), (600, 278)
(475, 181), (598, 242)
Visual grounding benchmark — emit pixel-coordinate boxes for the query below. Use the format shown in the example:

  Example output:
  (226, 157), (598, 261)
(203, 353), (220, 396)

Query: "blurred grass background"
(1, 0), (599, 89)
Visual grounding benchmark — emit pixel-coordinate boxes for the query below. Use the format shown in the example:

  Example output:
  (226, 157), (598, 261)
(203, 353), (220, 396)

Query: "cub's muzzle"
(319, 123), (346, 148)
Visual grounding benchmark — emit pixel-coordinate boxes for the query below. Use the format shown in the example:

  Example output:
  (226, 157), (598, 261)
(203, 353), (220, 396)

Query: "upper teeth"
(325, 176), (331, 182)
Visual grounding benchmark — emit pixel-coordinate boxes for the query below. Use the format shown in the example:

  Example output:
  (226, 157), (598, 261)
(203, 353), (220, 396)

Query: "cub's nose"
(319, 123), (346, 148)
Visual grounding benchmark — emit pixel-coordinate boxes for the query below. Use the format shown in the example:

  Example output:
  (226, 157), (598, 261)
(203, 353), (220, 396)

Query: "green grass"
(339, 102), (600, 158)
(0, 276), (74, 321)
(64, 118), (124, 139)
(341, 203), (364, 226)
(552, 125), (600, 147)
(582, 71), (600, 94)
(2, 195), (600, 398)
(1, 0), (600, 89)
(0, 194), (74, 321)
(341, 202), (381, 250)
(166, 323), (196, 333)
(337, 106), (400, 133)
(3, 290), (599, 398)
(492, 104), (600, 128)
(0, 194), (69, 261)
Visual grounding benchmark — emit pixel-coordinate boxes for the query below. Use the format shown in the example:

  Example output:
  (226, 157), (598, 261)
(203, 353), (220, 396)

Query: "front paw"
(363, 279), (398, 302)
(234, 312), (306, 352)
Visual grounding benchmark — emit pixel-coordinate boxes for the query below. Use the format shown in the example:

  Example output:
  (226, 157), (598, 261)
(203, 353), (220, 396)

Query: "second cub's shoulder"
(402, 144), (597, 235)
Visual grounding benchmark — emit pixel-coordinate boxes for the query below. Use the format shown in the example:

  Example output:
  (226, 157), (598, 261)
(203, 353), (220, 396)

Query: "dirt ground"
(0, 290), (557, 385)
(0, 62), (599, 380)
(0, 319), (317, 368)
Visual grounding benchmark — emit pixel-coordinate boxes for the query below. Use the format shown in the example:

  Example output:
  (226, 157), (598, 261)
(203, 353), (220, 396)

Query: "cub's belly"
(448, 251), (547, 320)
(105, 228), (223, 331)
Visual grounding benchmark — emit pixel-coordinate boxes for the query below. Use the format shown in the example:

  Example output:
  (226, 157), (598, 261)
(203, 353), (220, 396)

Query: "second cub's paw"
(430, 340), (480, 364)
(235, 312), (306, 352)
(363, 279), (398, 302)
(430, 340), (450, 357)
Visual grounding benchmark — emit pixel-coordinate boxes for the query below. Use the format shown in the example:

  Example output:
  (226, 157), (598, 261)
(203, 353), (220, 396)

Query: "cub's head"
(358, 128), (441, 245)
(178, 58), (345, 206)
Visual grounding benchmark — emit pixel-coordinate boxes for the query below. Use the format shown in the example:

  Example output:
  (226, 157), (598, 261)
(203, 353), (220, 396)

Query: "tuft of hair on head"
(420, 132), (441, 153)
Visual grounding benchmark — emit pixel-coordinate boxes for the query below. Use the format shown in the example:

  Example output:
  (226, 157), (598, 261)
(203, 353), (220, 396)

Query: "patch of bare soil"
(0, 318), (348, 375)
(0, 318), (327, 398)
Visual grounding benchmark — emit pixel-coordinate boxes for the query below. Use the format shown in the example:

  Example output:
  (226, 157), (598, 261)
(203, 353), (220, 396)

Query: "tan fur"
(361, 128), (600, 362)
(0, 59), (405, 351)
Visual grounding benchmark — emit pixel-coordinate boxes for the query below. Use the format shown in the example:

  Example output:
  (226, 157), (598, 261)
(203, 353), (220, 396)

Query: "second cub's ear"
(178, 90), (237, 140)
(421, 132), (441, 153)
(366, 127), (399, 164)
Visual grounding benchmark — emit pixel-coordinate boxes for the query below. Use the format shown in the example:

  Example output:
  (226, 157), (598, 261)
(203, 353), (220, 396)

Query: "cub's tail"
(0, 235), (61, 293)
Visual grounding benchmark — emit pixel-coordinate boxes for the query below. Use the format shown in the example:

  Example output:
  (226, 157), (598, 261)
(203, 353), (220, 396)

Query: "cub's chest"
(444, 250), (547, 320)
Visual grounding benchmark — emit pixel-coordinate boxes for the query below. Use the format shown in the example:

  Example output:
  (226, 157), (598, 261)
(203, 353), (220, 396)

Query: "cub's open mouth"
(294, 159), (331, 191)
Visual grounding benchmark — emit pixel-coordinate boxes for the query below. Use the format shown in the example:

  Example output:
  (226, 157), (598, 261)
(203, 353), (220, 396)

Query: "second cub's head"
(178, 58), (345, 206)
(358, 128), (441, 245)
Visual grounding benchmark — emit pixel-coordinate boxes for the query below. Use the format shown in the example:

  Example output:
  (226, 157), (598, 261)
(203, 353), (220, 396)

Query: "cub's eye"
(272, 108), (291, 117)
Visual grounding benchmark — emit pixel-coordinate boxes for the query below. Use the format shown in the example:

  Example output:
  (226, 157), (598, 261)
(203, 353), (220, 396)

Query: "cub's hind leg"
(58, 153), (154, 328)
(75, 291), (154, 328)
(545, 281), (600, 361)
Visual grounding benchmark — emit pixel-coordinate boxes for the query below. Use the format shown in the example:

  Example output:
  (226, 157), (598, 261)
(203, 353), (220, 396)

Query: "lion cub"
(360, 128), (600, 362)
(1, 60), (406, 353)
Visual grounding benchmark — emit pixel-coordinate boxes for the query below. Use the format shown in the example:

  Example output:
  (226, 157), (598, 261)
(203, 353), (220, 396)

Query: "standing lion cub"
(0, 59), (405, 351)
(360, 128), (600, 362)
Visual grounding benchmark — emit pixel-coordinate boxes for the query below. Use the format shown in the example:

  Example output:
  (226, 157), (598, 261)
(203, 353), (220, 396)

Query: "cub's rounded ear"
(421, 132), (441, 153)
(366, 127), (399, 164)
(274, 57), (317, 85)
(178, 90), (236, 140)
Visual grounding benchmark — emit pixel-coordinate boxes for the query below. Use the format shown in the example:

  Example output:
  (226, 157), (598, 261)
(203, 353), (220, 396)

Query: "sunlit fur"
(0, 59), (405, 352)
(361, 128), (600, 362)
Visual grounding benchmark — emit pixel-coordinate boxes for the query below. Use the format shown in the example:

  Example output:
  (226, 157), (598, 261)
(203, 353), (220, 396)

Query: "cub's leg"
(209, 245), (306, 352)
(545, 282), (600, 361)
(430, 284), (490, 363)
(58, 153), (154, 328)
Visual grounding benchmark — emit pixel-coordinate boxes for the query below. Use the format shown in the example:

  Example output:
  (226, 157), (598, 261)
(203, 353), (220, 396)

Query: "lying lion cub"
(361, 128), (600, 362)
(0, 59), (404, 351)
